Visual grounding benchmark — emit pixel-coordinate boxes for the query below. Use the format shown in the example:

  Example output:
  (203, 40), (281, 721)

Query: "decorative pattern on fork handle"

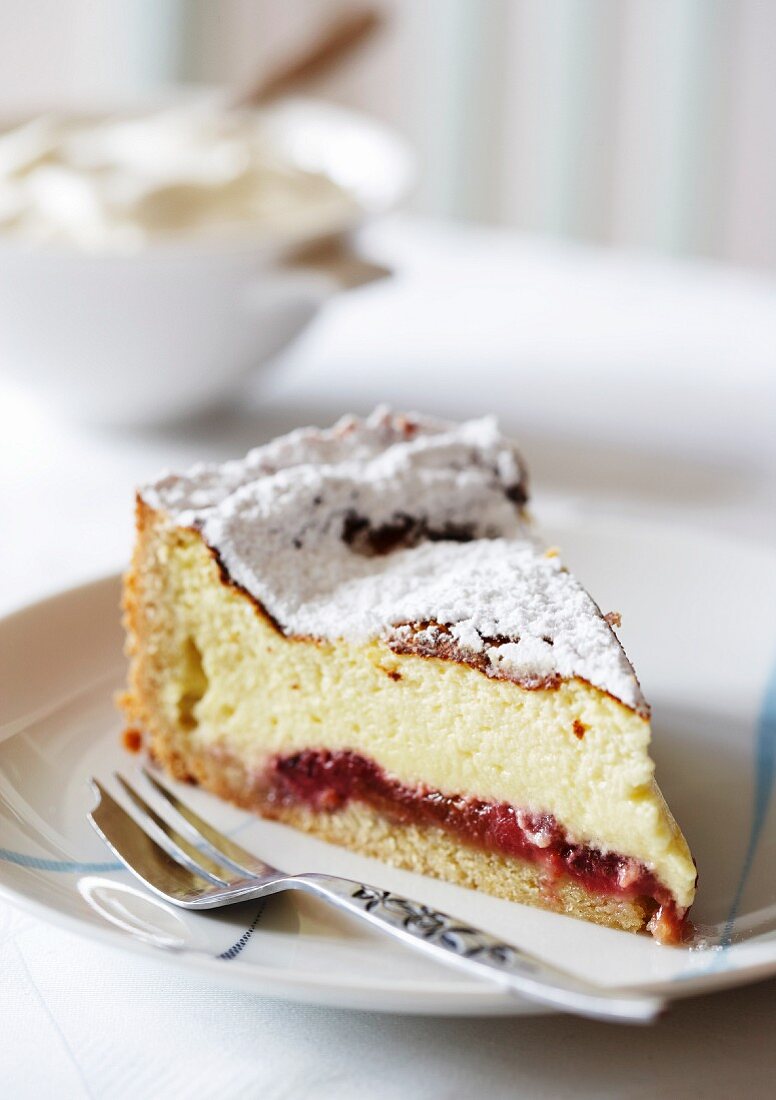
(303, 878), (666, 1020)
(315, 879), (536, 975)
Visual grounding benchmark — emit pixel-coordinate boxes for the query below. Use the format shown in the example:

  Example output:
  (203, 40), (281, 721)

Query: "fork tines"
(87, 768), (276, 908)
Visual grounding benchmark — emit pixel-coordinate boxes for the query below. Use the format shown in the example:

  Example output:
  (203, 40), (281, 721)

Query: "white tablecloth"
(1, 218), (775, 1098)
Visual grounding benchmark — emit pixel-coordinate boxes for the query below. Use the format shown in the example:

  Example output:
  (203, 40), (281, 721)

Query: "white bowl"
(0, 98), (414, 426)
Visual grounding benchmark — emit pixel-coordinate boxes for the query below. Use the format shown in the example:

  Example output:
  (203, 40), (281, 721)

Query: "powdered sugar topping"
(142, 408), (646, 713)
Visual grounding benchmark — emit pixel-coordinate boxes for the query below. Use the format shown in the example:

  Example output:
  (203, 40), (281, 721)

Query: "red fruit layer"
(268, 748), (688, 943)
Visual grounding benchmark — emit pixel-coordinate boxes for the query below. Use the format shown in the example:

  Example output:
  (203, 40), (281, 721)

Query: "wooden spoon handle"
(235, 8), (382, 108)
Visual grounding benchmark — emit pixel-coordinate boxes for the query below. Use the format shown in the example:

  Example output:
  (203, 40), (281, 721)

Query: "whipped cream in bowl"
(0, 103), (361, 251)
(0, 96), (413, 424)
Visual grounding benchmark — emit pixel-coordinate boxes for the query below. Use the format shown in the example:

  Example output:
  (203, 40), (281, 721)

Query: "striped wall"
(186, 0), (776, 269)
(415, 0), (776, 268)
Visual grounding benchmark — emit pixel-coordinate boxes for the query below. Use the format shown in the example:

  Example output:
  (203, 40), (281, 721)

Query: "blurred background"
(1, 0), (775, 268)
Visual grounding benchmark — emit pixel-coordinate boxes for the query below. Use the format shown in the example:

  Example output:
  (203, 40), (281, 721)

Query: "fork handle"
(294, 874), (664, 1023)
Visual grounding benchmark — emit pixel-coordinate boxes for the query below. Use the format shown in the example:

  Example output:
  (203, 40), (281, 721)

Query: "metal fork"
(87, 768), (666, 1023)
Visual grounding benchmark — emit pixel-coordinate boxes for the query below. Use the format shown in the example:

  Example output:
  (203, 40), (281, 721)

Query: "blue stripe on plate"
(718, 656), (776, 948)
(0, 848), (124, 873)
(217, 902), (265, 960)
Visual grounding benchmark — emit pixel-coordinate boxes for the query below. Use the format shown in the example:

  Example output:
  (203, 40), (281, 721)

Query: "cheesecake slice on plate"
(121, 409), (696, 942)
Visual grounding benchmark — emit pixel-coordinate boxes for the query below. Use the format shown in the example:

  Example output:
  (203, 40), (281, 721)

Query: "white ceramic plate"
(1, 515), (774, 1016)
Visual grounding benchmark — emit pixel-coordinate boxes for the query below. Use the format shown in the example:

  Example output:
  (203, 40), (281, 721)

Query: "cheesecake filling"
(265, 747), (689, 944)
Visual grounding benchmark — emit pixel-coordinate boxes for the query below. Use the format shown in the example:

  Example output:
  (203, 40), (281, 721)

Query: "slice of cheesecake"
(121, 408), (696, 942)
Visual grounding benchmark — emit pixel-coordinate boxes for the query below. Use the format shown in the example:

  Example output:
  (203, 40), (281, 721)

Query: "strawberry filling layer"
(267, 748), (688, 943)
